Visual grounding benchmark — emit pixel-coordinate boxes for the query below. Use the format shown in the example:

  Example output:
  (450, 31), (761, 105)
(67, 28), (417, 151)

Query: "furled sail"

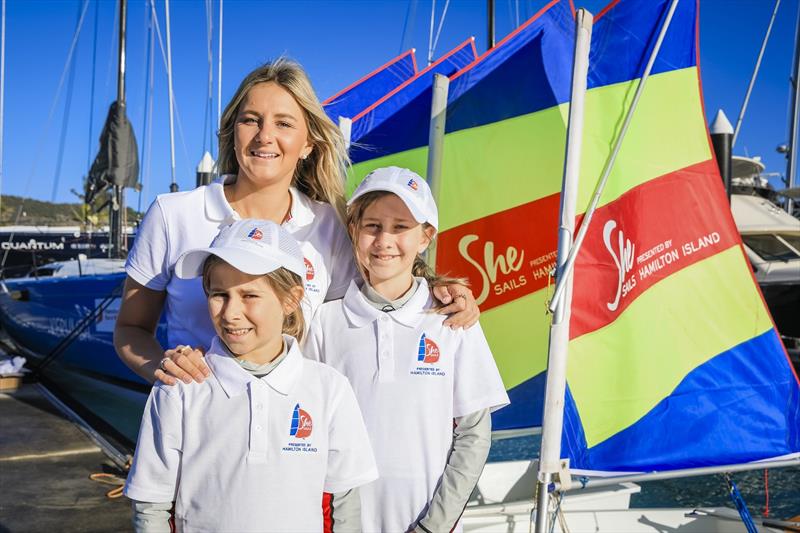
(85, 101), (139, 204)
(323, 49), (417, 124)
(560, 0), (800, 473)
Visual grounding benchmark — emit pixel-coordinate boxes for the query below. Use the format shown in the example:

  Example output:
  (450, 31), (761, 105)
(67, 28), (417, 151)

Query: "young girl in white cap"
(305, 167), (510, 533)
(124, 219), (377, 533)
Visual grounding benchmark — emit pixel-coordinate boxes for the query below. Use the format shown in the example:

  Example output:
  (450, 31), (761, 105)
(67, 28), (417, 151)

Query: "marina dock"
(0, 381), (131, 532)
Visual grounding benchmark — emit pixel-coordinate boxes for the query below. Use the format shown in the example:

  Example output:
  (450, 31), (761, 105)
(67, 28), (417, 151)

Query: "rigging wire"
(733, 0), (781, 147)
(1, 0), (89, 268)
(86, 0), (100, 172)
(427, 0), (436, 65)
(149, 0), (191, 191)
(398, 0), (417, 55)
(52, 2), (84, 202)
(103, 0), (119, 106)
(430, 0), (450, 64)
(217, 0), (223, 157)
(138, 0), (155, 213)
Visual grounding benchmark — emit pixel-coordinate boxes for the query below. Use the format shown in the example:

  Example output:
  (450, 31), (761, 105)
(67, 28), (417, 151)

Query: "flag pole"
(533, 8), (592, 533)
(548, 0), (680, 315)
(425, 73), (449, 268)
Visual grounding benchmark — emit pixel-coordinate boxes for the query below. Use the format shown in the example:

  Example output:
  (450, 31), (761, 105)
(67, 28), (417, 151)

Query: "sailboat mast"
(165, 0), (177, 192)
(533, 10), (592, 533)
(786, 4), (800, 215)
(0, 0), (5, 221)
(111, 0), (128, 258)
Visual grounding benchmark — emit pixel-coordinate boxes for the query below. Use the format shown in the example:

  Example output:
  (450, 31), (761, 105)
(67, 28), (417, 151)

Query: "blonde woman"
(114, 58), (477, 386)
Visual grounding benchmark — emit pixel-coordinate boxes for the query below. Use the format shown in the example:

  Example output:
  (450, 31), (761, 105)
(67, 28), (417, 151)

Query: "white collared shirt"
(305, 279), (510, 533)
(125, 175), (358, 349)
(124, 335), (377, 533)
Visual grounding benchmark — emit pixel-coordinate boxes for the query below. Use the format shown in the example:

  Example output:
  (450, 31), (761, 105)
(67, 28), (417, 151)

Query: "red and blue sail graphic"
(323, 49), (417, 124)
(289, 403), (313, 439)
(417, 333), (440, 364)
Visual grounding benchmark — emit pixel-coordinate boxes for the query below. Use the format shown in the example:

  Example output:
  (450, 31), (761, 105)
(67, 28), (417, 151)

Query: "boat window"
(778, 234), (800, 254)
(741, 234), (799, 261)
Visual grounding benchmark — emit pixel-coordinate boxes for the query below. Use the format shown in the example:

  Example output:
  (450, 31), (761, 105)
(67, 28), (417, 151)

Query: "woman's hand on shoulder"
(155, 345), (210, 385)
(433, 283), (479, 329)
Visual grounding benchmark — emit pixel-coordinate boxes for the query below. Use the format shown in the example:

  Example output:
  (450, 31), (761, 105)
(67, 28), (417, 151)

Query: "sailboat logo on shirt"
(289, 403), (313, 439)
(247, 228), (263, 240)
(417, 333), (440, 364)
(304, 257), (315, 281)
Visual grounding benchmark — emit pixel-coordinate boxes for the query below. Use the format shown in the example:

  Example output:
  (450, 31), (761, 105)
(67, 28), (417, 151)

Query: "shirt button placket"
(248, 383), (268, 464)
(377, 316), (395, 382)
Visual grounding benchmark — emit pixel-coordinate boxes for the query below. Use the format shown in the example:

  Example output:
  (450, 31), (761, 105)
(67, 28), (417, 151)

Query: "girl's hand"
(433, 284), (480, 329)
(154, 345), (210, 385)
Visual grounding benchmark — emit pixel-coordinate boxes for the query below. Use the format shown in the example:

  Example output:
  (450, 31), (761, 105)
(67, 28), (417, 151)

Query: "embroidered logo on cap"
(417, 333), (440, 364)
(304, 258), (315, 281)
(289, 403), (313, 439)
(247, 228), (263, 240)
(407, 178), (419, 191)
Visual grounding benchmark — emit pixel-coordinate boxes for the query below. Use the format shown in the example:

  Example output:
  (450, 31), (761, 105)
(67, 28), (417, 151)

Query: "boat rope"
(724, 473), (759, 533)
(89, 456), (131, 499)
(32, 278), (125, 377)
(763, 468), (770, 517)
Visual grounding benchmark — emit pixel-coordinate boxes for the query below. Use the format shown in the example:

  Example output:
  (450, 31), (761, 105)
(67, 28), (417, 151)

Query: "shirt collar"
(284, 186), (316, 229)
(204, 174), (239, 225)
(342, 277), (431, 329)
(204, 175), (315, 229)
(205, 334), (303, 398)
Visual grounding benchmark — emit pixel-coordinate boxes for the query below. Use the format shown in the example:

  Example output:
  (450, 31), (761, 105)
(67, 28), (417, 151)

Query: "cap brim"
(348, 183), (437, 229)
(175, 247), (286, 279)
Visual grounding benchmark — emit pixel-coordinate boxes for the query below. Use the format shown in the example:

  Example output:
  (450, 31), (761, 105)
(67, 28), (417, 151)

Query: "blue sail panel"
(562, 329), (800, 473)
(351, 0), (575, 164)
(588, 0), (697, 89)
(323, 49), (417, 123)
(491, 371), (547, 431)
(350, 39), (477, 164)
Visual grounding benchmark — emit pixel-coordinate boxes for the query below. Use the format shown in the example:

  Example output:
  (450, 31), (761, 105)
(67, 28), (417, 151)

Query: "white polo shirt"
(124, 335), (378, 533)
(125, 175), (358, 349)
(305, 279), (510, 533)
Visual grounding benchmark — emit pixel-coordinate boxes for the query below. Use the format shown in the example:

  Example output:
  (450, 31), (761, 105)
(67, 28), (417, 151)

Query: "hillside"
(0, 195), (142, 227)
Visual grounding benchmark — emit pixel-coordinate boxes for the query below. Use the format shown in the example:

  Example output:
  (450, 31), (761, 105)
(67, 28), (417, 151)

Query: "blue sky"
(1, 0), (798, 212)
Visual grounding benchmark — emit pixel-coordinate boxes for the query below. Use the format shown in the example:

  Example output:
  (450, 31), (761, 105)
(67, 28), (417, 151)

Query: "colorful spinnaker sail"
(560, 0), (800, 473)
(323, 49), (418, 124)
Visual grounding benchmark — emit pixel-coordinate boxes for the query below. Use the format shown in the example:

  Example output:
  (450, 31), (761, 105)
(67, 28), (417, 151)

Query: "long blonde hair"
(202, 256), (306, 343)
(346, 191), (467, 303)
(217, 58), (348, 219)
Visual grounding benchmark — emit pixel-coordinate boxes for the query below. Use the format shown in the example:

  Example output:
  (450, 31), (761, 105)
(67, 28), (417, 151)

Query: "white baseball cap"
(175, 219), (305, 279)
(348, 166), (439, 230)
